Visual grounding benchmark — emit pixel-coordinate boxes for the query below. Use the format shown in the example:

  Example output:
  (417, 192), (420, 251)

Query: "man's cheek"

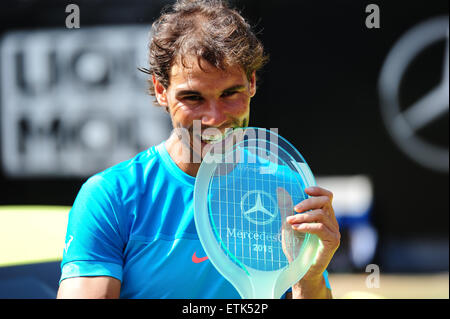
(171, 109), (195, 129)
(236, 106), (250, 127)
(242, 117), (249, 128)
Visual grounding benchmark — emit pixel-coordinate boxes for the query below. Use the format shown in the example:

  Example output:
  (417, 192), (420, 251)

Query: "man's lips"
(183, 124), (242, 156)
(200, 134), (225, 144)
(195, 125), (238, 144)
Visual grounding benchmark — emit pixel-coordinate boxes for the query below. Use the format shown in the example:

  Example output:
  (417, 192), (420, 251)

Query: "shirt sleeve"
(323, 269), (331, 290)
(59, 174), (125, 284)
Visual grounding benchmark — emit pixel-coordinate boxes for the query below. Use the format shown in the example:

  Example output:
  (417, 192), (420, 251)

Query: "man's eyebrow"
(222, 85), (246, 92)
(175, 85), (246, 97)
(176, 90), (201, 97)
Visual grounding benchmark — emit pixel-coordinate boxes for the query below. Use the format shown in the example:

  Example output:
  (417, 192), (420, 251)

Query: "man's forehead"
(170, 56), (245, 82)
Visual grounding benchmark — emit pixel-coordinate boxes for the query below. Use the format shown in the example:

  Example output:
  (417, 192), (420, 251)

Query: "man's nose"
(201, 101), (228, 127)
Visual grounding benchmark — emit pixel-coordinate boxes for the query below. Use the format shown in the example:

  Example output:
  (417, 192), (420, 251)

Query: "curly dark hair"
(139, 0), (268, 100)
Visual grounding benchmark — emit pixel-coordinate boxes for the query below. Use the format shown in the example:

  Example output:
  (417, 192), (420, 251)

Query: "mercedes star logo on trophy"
(241, 190), (278, 225)
(379, 16), (449, 173)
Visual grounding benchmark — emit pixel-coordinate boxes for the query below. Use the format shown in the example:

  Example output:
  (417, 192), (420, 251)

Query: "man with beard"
(57, 0), (340, 299)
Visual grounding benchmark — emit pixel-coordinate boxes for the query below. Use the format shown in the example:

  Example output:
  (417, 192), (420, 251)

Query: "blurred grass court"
(329, 273), (449, 299)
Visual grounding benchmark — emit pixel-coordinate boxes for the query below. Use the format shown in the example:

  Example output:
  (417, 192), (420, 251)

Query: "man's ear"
(153, 75), (168, 107)
(249, 71), (256, 98)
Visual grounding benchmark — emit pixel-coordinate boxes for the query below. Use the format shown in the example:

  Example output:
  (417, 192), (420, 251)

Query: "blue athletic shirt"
(60, 142), (330, 298)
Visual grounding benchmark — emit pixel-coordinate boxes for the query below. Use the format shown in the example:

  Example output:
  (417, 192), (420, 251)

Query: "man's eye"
(221, 91), (238, 98)
(181, 95), (203, 101)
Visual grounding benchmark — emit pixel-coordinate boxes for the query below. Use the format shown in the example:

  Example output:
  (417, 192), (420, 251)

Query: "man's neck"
(164, 134), (201, 177)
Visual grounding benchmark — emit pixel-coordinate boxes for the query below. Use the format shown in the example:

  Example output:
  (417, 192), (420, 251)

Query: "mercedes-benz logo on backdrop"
(379, 16), (449, 173)
(241, 190), (278, 226)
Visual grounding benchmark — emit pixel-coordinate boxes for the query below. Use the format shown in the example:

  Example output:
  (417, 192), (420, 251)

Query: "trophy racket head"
(194, 127), (319, 297)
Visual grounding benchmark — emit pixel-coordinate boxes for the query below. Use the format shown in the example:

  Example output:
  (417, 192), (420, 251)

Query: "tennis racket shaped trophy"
(194, 127), (321, 299)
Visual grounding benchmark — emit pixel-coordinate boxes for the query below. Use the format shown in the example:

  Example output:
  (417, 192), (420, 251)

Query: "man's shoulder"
(104, 144), (160, 173)
(85, 144), (163, 192)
